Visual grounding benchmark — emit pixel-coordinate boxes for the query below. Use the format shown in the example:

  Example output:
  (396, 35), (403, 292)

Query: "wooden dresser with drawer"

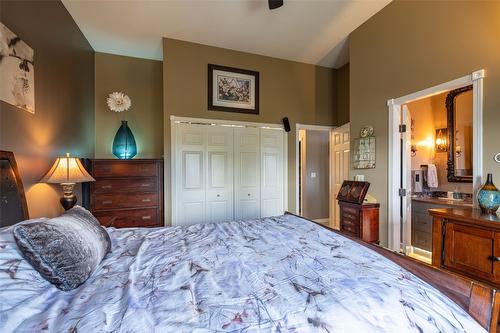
(430, 208), (500, 287)
(339, 201), (380, 243)
(82, 159), (163, 228)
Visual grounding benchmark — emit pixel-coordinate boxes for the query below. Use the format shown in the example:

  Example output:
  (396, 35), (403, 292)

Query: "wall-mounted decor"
(0, 22), (35, 113)
(354, 126), (376, 169)
(208, 64), (259, 114)
(107, 92), (137, 159)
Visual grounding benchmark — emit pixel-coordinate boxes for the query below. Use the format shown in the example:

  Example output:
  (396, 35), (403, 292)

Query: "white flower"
(107, 92), (131, 112)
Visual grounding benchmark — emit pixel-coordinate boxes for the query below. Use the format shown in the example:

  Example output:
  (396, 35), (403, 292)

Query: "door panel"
(235, 127), (260, 220)
(331, 124), (350, 229)
(206, 126), (234, 223)
(175, 123), (206, 226)
(260, 129), (284, 218)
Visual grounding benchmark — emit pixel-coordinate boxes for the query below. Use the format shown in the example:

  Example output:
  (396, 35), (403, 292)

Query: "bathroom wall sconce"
(435, 128), (448, 152)
(410, 144), (417, 157)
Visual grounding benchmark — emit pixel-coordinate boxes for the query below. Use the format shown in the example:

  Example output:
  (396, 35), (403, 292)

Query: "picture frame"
(208, 64), (259, 114)
(336, 180), (370, 204)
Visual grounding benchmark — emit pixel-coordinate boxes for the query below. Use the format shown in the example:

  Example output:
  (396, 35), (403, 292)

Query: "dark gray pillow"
(13, 206), (111, 291)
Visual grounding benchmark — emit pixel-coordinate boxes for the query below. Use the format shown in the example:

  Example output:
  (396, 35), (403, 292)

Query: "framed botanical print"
(208, 64), (259, 114)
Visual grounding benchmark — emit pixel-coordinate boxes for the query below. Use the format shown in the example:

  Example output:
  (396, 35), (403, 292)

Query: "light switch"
(311, 172), (317, 178)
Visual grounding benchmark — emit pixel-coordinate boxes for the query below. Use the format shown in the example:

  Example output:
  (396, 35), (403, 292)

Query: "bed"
(0, 150), (498, 332)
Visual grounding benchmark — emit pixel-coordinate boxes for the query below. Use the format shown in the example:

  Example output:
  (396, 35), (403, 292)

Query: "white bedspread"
(0, 214), (485, 332)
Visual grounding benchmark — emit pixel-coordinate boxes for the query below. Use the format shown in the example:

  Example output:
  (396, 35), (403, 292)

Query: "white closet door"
(260, 128), (284, 217)
(234, 127), (261, 220)
(175, 123), (206, 225)
(206, 126), (234, 223)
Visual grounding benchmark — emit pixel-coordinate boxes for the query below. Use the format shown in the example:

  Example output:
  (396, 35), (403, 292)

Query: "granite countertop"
(411, 196), (473, 208)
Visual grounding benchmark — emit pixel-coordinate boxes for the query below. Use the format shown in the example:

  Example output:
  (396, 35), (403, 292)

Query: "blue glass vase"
(477, 173), (500, 214)
(112, 120), (137, 159)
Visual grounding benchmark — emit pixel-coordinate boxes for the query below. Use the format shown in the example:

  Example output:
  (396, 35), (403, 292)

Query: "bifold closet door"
(174, 123), (206, 225)
(205, 126), (234, 223)
(260, 128), (284, 217)
(234, 127), (261, 220)
(174, 123), (234, 225)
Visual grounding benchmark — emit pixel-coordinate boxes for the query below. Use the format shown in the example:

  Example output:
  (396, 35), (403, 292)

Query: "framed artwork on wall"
(208, 64), (259, 114)
(0, 22), (35, 114)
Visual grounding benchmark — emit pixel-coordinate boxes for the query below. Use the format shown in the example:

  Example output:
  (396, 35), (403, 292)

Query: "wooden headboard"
(0, 151), (29, 227)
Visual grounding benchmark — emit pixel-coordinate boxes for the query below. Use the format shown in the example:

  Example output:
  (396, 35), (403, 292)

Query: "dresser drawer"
(94, 193), (158, 210)
(93, 161), (158, 178)
(93, 178), (157, 194)
(94, 209), (159, 228)
(342, 222), (359, 236)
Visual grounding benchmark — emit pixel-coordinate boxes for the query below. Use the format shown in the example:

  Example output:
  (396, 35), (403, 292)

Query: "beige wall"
(95, 52), (163, 159)
(163, 38), (337, 224)
(336, 63), (350, 125)
(350, 0), (500, 245)
(0, 0), (95, 220)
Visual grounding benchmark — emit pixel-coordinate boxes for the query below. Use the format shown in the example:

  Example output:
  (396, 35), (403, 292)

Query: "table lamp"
(41, 153), (95, 210)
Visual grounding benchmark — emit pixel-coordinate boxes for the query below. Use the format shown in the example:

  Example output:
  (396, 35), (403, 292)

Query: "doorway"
(387, 70), (484, 254)
(296, 123), (350, 229)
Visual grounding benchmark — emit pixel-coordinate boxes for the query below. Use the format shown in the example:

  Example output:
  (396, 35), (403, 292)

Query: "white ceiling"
(62, 0), (390, 68)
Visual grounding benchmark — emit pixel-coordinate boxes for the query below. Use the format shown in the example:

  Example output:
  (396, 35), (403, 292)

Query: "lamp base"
(60, 183), (77, 211)
(60, 195), (77, 211)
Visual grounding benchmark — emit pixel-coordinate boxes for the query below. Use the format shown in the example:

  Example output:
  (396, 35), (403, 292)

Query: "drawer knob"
(488, 256), (500, 262)
(102, 200), (113, 205)
(217, 194), (220, 197)
(142, 216), (151, 220)
(142, 198), (151, 202)
(248, 193), (251, 196)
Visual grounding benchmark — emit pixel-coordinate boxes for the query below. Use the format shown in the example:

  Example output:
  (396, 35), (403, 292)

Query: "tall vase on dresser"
(106, 92), (137, 159)
(112, 120), (137, 159)
(477, 173), (500, 214)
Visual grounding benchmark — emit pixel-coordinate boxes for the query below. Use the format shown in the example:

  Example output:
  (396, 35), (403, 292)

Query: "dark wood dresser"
(83, 159), (163, 228)
(339, 201), (380, 243)
(430, 208), (500, 287)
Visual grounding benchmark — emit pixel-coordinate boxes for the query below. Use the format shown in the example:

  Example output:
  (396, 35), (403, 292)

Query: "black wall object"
(282, 117), (291, 132)
(269, 0), (284, 10)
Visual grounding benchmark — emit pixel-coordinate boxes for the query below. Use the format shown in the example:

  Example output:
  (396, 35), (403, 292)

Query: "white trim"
(170, 115), (283, 130)
(296, 123), (335, 131)
(386, 70), (485, 252)
(294, 123), (336, 215)
(170, 116), (288, 224)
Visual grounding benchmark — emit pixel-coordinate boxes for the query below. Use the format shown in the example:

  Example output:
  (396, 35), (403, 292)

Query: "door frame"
(386, 70), (485, 252)
(295, 123), (336, 218)
(170, 116), (288, 225)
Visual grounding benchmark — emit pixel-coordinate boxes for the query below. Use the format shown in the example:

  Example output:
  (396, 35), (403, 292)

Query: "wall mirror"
(446, 85), (473, 183)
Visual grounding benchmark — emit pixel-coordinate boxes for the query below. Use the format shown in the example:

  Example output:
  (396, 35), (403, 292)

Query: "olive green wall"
(0, 0), (94, 220)
(336, 63), (350, 125)
(94, 52), (163, 158)
(163, 38), (338, 224)
(350, 0), (500, 245)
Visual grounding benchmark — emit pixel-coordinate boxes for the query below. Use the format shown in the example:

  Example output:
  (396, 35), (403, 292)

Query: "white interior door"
(260, 128), (284, 217)
(234, 127), (261, 220)
(206, 126), (234, 223)
(174, 123), (206, 225)
(331, 123), (350, 229)
(401, 105), (412, 253)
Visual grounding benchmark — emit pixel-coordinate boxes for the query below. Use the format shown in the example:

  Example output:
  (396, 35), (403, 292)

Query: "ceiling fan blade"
(269, 0), (284, 10)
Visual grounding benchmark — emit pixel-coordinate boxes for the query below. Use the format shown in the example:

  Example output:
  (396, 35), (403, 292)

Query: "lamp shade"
(41, 154), (95, 184)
